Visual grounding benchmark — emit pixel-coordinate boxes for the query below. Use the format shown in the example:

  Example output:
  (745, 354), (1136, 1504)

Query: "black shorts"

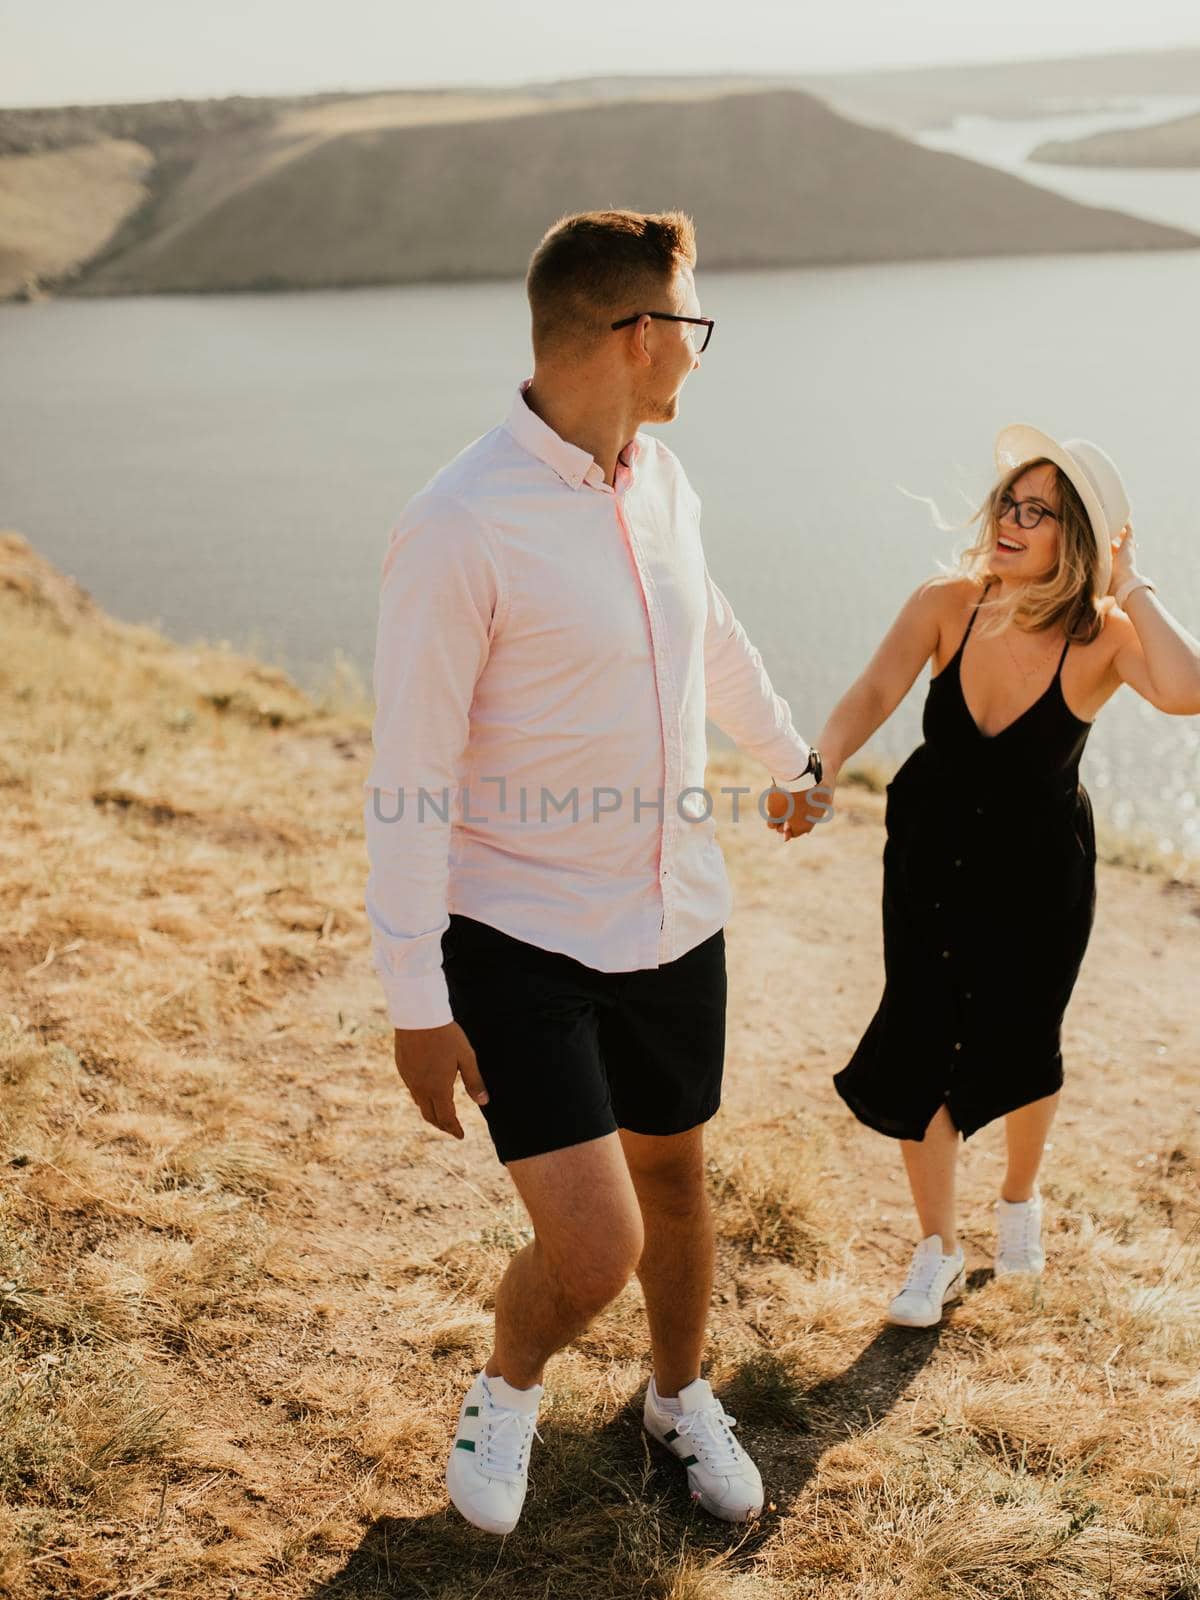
(440, 913), (726, 1165)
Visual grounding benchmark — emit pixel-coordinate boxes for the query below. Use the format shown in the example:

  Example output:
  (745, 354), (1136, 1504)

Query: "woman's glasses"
(610, 311), (715, 353)
(997, 491), (1059, 530)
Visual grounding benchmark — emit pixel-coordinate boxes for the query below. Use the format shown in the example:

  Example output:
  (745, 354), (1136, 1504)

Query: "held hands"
(394, 1021), (488, 1140)
(1106, 522), (1137, 597)
(765, 778), (836, 842)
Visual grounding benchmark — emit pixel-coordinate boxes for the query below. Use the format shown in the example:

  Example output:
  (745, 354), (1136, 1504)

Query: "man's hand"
(393, 1021), (489, 1140)
(765, 780), (836, 842)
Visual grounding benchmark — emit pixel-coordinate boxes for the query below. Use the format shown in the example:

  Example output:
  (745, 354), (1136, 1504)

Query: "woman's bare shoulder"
(917, 572), (985, 605)
(919, 574), (984, 649)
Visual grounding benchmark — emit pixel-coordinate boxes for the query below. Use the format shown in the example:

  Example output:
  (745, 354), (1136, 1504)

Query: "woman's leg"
(899, 1102), (961, 1251)
(1001, 1090), (1060, 1202)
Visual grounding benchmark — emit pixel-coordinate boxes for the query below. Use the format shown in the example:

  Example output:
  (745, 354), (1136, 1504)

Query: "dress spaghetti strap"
(954, 577), (993, 661)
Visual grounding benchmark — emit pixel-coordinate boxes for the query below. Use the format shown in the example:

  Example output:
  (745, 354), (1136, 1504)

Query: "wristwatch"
(789, 747), (822, 786)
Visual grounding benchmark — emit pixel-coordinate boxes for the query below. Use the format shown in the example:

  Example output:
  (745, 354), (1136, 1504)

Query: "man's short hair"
(525, 209), (697, 362)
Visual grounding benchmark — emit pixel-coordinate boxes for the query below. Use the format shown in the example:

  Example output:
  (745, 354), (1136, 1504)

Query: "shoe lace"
(674, 1406), (743, 1473)
(481, 1406), (543, 1478)
(901, 1241), (953, 1298)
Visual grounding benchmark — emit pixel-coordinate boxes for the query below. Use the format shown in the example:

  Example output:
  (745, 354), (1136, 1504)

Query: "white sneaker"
(994, 1188), (1046, 1276)
(445, 1368), (544, 1535)
(885, 1234), (966, 1327)
(643, 1375), (764, 1522)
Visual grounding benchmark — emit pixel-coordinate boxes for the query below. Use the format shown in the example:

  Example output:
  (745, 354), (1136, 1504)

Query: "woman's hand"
(1106, 522), (1139, 597)
(765, 778), (837, 841)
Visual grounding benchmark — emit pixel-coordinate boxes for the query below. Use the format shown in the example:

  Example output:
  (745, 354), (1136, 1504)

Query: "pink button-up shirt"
(363, 378), (811, 1028)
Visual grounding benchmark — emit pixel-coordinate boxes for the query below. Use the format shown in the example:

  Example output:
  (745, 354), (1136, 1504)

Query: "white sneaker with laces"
(446, 1367), (544, 1535)
(642, 1375), (764, 1522)
(885, 1234), (966, 1327)
(994, 1188), (1045, 1276)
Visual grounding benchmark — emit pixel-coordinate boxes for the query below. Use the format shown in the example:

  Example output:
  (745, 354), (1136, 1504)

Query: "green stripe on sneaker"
(464, 1405), (479, 1416)
(681, 1454), (699, 1467)
(663, 1428), (679, 1442)
(455, 1439), (476, 1451)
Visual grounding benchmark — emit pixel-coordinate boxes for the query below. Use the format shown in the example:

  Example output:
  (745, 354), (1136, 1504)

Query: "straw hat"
(994, 424), (1131, 598)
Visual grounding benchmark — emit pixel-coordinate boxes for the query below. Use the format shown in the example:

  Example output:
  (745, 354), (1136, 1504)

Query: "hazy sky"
(3, 0), (1199, 108)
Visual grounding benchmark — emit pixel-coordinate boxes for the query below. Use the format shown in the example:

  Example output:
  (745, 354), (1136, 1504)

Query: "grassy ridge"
(0, 531), (1197, 1597)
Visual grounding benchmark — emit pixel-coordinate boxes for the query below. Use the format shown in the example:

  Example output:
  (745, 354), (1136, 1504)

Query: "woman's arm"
(1102, 526), (1200, 715)
(817, 578), (958, 781)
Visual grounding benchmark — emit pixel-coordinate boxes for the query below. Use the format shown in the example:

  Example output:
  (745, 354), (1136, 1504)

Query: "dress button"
(975, 807), (985, 816)
(964, 990), (972, 1000)
(933, 901), (941, 910)
(954, 1041), (962, 1051)
(954, 858), (963, 867)
(942, 949), (951, 959)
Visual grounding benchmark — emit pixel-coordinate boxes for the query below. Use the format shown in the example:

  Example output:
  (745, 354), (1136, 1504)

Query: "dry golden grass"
(1, 529), (1197, 1598)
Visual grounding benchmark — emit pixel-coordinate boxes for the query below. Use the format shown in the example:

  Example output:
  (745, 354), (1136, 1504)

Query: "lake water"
(917, 97), (1200, 235)
(2, 160), (1198, 857)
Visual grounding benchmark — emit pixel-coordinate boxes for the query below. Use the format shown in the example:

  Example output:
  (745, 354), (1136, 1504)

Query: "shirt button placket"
(618, 494), (677, 957)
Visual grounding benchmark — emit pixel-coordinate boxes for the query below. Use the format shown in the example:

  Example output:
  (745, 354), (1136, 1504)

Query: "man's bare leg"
(618, 1123), (712, 1398)
(485, 1132), (644, 1389)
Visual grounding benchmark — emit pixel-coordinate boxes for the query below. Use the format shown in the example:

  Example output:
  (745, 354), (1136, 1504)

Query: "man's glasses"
(996, 491), (1059, 530)
(610, 311), (715, 354)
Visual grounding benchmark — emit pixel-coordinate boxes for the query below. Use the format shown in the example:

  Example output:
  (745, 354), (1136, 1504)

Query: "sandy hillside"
(1033, 110), (1200, 169)
(1, 531), (1197, 1598)
(0, 139), (153, 298)
(72, 88), (1198, 296)
(3, 81), (1196, 301)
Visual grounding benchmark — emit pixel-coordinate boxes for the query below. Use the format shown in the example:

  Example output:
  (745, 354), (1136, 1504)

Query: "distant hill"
(796, 49), (1200, 133)
(1032, 110), (1200, 169)
(1, 81), (1196, 300)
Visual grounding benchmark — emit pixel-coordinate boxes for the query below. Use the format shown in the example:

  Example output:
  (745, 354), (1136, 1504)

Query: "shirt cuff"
(766, 734), (812, 784)
(379, 969), (454, 1030)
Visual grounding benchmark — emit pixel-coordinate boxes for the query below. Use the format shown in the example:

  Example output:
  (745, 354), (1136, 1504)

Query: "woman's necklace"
(1001, 626), (1063, 680)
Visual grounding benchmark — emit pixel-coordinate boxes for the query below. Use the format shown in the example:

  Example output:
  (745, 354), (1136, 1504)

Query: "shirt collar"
(504, 377), (640, 491)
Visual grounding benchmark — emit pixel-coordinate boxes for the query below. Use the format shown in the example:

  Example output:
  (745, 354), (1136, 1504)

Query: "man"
(363, 209), (824, 1536)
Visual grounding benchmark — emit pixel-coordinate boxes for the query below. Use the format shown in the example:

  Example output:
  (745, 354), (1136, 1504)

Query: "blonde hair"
(930, 457), (1112, 643)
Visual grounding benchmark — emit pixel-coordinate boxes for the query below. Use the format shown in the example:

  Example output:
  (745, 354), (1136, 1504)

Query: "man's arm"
(703, 559), (811, 784)
(363, 492), (505, 1029)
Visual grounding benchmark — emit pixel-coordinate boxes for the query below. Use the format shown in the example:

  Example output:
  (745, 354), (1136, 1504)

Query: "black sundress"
(833, 577), (1098, 1141)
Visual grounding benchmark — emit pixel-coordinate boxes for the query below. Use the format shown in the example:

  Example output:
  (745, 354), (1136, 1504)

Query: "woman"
(775, 424), (1200, 1328)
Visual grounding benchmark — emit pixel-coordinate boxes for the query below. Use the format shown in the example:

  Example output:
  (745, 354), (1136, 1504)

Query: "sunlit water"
(917, 96), (1200, 234)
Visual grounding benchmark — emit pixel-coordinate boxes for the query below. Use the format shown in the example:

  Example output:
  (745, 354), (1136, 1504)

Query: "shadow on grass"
(311, 1308), (953, 1600)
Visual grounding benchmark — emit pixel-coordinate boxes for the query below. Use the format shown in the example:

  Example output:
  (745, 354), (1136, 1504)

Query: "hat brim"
(994, 423), (1113, 599)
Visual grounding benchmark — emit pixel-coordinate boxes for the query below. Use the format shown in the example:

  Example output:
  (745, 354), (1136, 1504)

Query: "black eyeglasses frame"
(610, 311), (715, 353)
(996, 491), (1059, 530)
